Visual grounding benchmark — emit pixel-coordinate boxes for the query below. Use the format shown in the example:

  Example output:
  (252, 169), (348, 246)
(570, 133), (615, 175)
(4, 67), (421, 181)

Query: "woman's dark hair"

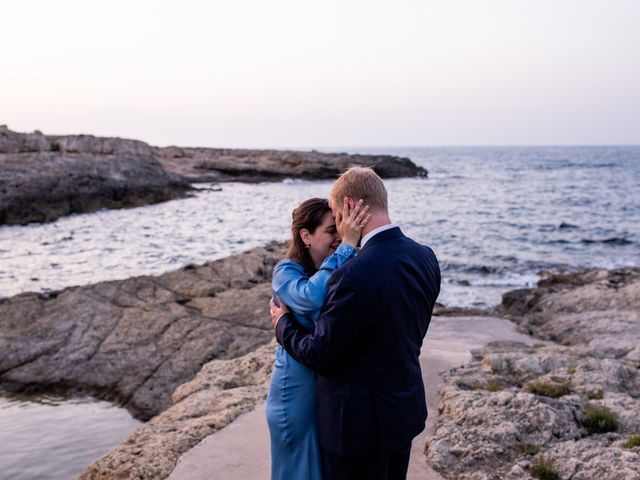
(286, 198), (331, 275)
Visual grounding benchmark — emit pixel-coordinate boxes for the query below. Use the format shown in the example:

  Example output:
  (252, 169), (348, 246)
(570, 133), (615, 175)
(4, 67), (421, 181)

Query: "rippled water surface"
(0, 393), (141, 480)
(1, 146), (639, 307)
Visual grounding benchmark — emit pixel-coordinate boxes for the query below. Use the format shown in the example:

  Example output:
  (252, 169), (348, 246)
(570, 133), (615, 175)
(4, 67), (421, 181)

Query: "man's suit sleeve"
(275, 266), (361, 375)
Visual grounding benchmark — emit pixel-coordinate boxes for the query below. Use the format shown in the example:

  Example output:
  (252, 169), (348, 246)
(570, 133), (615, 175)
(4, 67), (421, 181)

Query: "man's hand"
(270, 296), (289, 328)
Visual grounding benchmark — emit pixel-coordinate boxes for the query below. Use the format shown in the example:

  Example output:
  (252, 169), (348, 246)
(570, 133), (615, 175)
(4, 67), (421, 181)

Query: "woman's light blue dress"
(266, 243), (356, 480)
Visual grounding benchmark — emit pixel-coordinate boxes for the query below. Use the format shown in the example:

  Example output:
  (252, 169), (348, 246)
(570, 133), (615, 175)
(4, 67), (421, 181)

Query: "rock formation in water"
(0, 243), (285, 420)
(426, 268), (640, 479)
(156, 145), (426, 183)
(0, 126), (427, 225)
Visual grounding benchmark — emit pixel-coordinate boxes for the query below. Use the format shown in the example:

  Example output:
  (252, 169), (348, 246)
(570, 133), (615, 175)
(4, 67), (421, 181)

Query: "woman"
(266, 197), (370, 480)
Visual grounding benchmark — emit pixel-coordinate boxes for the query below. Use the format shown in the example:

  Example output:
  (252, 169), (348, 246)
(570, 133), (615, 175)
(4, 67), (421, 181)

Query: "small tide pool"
(0, 393), (141, 480)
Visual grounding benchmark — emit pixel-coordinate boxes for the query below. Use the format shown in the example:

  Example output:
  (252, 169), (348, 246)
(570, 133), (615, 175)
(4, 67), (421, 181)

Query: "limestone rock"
(500, 268), (640, 317)
(426, 343), (640, 479)
(157, 147), (428, 183)
(426, 269), (640, 479)
(499, 268), (640, 364)
(0, 125), (51, 152)
(55, 134), (154, 156)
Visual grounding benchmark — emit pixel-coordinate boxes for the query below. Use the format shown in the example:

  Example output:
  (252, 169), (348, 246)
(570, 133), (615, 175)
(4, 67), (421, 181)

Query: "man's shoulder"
(405, 236), (438, 257)
(363, 231), (436, 256)
(402, 237), (440, 270)
(357, 234), (439, 275)
(395, 232), (437, 256)
(325, 252), (364, 289)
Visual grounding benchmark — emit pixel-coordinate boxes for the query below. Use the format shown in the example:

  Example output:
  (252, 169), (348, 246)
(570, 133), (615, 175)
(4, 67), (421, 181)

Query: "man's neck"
(361, 212), (392, 238)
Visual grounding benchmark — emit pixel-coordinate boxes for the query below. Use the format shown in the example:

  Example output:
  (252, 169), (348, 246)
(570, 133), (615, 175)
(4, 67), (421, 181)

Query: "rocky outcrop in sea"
(0, 126), (427, 225)
(156, 146), (426, 183)
(426, 268), (640, 479)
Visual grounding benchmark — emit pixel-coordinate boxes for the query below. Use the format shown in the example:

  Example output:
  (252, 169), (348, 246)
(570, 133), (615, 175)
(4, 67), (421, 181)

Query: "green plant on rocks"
(516, 442), (541, 456)
(486, 380), (504, 392)
(583, 403), (620, 434)
(527, 379), (571, 398)
(467, 379), (504, 392)
(530, 454), (560, 480)
(586, 389), (603, 400)
(468, 381), (484, 390)
(622, 432), (640, 449)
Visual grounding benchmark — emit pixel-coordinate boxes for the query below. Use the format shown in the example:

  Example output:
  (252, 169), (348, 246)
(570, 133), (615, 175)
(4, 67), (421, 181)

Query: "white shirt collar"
(360, 223), (398, 248)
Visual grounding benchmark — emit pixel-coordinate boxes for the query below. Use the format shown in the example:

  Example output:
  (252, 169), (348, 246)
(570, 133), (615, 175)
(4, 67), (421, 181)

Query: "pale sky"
(2, 0), (639, 148)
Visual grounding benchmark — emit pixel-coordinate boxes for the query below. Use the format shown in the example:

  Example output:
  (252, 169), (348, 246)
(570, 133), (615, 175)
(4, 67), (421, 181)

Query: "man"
(270, 166), (440, 480)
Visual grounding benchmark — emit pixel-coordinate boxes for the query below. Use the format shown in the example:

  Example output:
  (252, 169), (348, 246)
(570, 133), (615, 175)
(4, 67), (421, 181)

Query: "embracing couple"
(266, 167), (441, 480)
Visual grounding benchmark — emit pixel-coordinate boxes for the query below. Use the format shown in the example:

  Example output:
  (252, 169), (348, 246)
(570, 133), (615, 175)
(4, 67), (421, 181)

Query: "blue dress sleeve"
(272, 243), (357, 316)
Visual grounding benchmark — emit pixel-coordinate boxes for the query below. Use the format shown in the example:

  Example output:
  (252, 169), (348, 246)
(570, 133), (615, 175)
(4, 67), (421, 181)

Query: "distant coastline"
(0, 126), (426, 226)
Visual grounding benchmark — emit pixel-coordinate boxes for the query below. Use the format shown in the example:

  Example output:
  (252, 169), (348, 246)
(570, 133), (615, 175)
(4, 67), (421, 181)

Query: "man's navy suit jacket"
(275, 227), (441, 456)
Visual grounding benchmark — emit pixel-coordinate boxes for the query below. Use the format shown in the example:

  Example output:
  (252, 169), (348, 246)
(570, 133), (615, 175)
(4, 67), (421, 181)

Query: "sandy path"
(169, 315), (537, 480)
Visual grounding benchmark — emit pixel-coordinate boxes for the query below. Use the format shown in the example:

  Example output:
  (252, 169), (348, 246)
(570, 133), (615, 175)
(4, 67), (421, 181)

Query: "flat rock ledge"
(0, 242), (286, 421)
(0, 126), (427, 225)
(426, 268), (640, 480)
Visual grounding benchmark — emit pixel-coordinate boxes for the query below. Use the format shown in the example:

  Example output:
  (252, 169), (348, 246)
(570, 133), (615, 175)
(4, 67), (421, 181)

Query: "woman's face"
(305, 212), (340, 268)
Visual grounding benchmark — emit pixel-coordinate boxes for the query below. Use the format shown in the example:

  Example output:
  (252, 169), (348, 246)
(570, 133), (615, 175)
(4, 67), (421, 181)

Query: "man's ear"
(347, 197), (356, 209)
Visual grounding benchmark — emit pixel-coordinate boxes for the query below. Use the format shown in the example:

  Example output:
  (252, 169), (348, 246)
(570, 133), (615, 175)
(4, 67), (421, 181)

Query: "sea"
(0, 146), (639, 478)
(0, 394), (140, 480)
(1, 146), (638, 307)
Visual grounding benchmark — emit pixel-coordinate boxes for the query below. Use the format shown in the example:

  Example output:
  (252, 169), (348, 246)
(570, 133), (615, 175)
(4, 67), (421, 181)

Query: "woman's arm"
(272, 243), (356, 314)
(274, 264), (363, 375)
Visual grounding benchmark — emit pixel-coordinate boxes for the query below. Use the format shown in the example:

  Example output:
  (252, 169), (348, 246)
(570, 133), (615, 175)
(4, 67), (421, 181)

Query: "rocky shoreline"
(0, 126), (427, 225)
(426, 268), (640, 479)
(80, 267), (639, 480)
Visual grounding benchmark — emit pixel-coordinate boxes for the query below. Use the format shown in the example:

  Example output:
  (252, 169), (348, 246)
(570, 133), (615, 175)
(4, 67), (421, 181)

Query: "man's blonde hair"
(329, 166), (388, 212)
